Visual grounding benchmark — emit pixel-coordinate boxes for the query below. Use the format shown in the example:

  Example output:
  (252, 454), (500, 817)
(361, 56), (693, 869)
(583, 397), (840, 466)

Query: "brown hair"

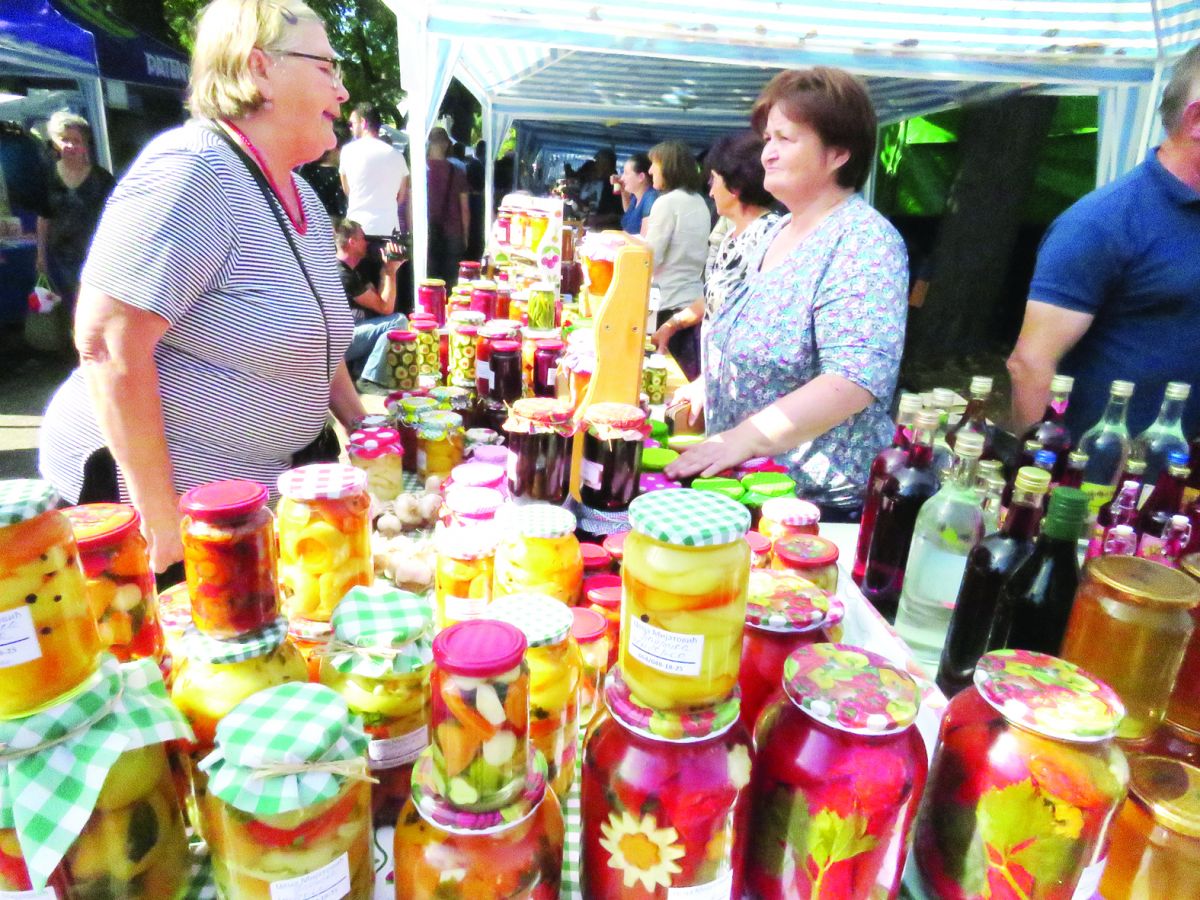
(648, 140), (704, 194)
(750, 67), (877, 191)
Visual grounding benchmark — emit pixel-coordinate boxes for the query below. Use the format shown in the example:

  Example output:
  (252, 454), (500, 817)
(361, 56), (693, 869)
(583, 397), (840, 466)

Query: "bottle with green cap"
(1001, 486), (1090, 656)
(936, 466), (1052, 697)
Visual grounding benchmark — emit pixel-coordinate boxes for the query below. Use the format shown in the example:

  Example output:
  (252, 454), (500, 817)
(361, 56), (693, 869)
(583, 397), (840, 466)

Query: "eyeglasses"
(274, 50), (343, 85)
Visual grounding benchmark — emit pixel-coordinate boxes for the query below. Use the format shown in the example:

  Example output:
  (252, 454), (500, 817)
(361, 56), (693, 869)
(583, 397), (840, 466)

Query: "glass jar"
(758, 496), (821, 544)
(573, 606), (609, 728)
(418, 277), (447, 325)
(580, 402), (648, 512)
(63, 502), (163, 662)
(522, 327), (559, 393)
(737, 570), (832, 734)
(581, 671), (754, 898)
(580, 234), (619, 298)
(489, 595), (581, 800)
(621, 489), (751, 712)
(495, 286), (512, 320)
(474, 320), (520, 398)
(434, 523), (499, 628)
(288, 616), (332, 681)
(558, 340), (595, 411)
(746, 531), (771, 568)
(277, 465), (373, 623)
(416, 410), (466, 480)
(534, 338), (565, 398)
(642, 353), (668, 405)
(1166, 554), (1200, 739)
(157, 582), (192, 664)
(1100, 754), (1200, 899)
(525, 282), (555, 331)
(747, 644), (926, 900)
(502, 397), (576, 504)
(386, 329), (420, 390)
(411, 318), (440, 379)
(771, 534), (840, 593)
(580, 541), (613, 576)
(458, 260), (481, 285)
(347, 425), (404, 500)
(584, 579), (621, 669)
(470, 280), (498, 319)
(602, 530), (628, 566)
(488, 340), (524, 406)
(493, 503), (584, 604)
(913, 649), (1130, 900)
(1061, 555), (1199, 741)
(449, 460), (506, 494)
(398, 396), (439, 473)
(430, 384), (475, 427)
(442, 485), (504, 527)
(0, 479), (99, 719)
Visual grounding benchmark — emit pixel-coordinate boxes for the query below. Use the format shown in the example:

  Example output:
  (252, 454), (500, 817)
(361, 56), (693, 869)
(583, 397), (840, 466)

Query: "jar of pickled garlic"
(745, 530), (771, 568)
(418, 277), (447, 325)
(1061, 555), (1199, 741)
(319, 584), (432, 828)
(493, 503), (583, 604)
(386, 329), (420, 390)
(621, 489), (751, 712)
(449, 320), (481, 389)
(347, 425), (404, 500)
(1168, 553), (1200, 739)
(442, 485), (503, 527)
(277, 464), (373, 623)
(771, 533), (840, 593)
(580, 402), (649, 512)
(534, 338), (565, 398)
(198, 683), (374, 900)
(1100, 754), (1200, 900)
(63, 502), (162, 662)
(758, 496), (821, 544)
(581, 670), (754, 898)
(913, 649), (1130, 900)
(398, 396), (440, 473)
(737, 570), (832, 733)
(489, 595), (581, 800)
(503, 397), (576, 504)
(747, 643), (926, 900)
(584, 579), (621, 669)
(288, 615), (332, 681)
(411, 318), (440, 379)
(0, 479), (100, 719)
(573, 607), (609, 728)
(434, 523), (499, 628)
(416, 410), (466, 480)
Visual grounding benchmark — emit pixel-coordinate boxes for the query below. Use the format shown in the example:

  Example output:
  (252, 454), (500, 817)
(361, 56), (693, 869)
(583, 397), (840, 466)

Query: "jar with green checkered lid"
(621, 488), (752, 713)
(197, 682), (374, 899)
(385, 329), (420, 390)
(492, 502), (583, 605)
(397, 396), (439, 473)
(416, 410), (465, 479)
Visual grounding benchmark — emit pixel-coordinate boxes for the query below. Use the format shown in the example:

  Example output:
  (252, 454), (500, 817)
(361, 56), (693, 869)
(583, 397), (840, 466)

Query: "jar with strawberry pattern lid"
(745, 530), (771, 568)
(771, 533), (840, 593)
(493, 503), (584, 605)
(758, 496), (821, 544)
(442, 485), (504, 528)
(411, 318), (440, 379)
(416, 410), (466, 479)
(347, 425), (404, 500)
(584, 579), (622, 669)
(386, 329), (421, 390)
(276, 464), (373, 623)
(913, 649), (1129, 900)
(573, 606), (610, 728)
(63, 502), (163, 662)
(748, 643), (927, 900)
(397, 396), (439, 473)
(434, 523), (500, 628)
(580, 669), (754, 898)
(503, 398), (577, 504)
(449, 460), (506, 495)
(580, 403), (649, 512)
(418, 278), (447, 324)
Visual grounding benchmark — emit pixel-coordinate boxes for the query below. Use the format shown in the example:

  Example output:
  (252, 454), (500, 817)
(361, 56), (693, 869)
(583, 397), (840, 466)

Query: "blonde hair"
(187, 0), (324, 120)
(47, 110), (90, 145)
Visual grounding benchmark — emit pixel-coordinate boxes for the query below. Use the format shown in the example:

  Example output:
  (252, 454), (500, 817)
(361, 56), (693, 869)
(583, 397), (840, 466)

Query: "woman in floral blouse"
(665, 68), (908, 518)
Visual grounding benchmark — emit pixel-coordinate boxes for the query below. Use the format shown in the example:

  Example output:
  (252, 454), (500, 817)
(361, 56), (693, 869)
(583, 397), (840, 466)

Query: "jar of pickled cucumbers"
(622, 489), (752, 712)
(0, 478), (100, 719)
(449, 322), (480, 388)
(398, 396), (439, 473)
(347, 425), (404, 500)
(493, 503), (583, 604)
(198, 683), (374, 900)
(503, 397), (576, 504)
(289, 615), (333, 681)
(434, 523), (499, 628)
(572, 606), (609, 728)
(386, 329), (420, 390)
(771, 533), (840, 593)
(277, 464), (373, 623)
(179, 479), (279, 639)
(913, 649), (1130, 900)
(416, 410), (466, 480)
(580, 402), (649, 512)
(757, 496), (821, 544)
(489, 595), (581, 800)
(63, 502), (163, 662)
(319, 584), (433, 828)
(411, 318), (440, 379)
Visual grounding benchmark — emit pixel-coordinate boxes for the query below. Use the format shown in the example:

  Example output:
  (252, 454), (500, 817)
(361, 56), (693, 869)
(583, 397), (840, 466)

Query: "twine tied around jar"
(0, 675), (124, 763)
(248, 757), (378, 784)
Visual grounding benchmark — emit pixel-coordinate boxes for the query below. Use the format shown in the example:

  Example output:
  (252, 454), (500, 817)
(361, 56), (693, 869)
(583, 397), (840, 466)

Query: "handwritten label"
(445, 594), (489, 622)
(627, 617), (704, 677)
(369, 726), (428, 769)
(668, 872), (733, 898)
(581, 458), (603, 490)
(0, 606), (42, 669)
(269, 852), (351, 900)
(0, 888), (59, 900)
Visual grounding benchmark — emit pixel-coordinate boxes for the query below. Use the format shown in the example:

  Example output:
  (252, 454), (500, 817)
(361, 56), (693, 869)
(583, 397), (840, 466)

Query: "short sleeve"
(1028, 201), (1123, 314)
(81, 148), (234, 325)
(642, 193), (674, 266)
(395, 150), (409, 181)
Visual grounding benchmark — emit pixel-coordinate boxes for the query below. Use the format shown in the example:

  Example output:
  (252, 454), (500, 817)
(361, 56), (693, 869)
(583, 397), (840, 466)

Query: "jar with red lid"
(386, 329), (420, 390)
(410, 318), (440, 380)
(580, 542), (613, 576)
(488, 340), (524, 407)
(503, 398), (577, 504)
(418, 278), (447, 325)
(585, 580), (621, 669)
(580, 402), (649, 512)
(179, 480), (279, 639)
(470, 280), (498, 319)
(63, 502), (163, 662)
(457, 260), (481, 286)
(522, 328), (560, 393)
(474, 320), (519, 398)
(573, 606), (610, 727)
(347, 425), (404, 500)
(534, 338), (564, 397)
(603, 530), (628, 566)
(747, 643), (927, 900)
(758, 496), (821, 544)
(772, 533), (840, 593)
(745, 530), (771, 568)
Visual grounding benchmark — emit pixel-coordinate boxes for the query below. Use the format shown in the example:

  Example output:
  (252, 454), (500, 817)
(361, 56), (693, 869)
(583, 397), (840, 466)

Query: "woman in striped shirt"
(39, 0), (360, 572)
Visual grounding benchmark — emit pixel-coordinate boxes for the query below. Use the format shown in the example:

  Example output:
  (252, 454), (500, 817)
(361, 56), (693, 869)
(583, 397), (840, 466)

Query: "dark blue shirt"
(1029, 151), (1200, 438)
(621, 188), (659, 235)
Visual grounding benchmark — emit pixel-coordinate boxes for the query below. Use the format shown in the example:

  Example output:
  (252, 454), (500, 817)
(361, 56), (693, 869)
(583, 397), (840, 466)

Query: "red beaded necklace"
(221, 119), (307, 234)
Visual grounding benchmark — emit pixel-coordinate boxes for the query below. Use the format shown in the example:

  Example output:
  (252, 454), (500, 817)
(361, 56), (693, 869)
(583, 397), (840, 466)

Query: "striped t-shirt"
(39, 121), (353, 503)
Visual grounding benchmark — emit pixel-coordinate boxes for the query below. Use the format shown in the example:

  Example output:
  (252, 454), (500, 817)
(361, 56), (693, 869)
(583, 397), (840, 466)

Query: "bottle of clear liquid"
(981, 474), (1006, 534)
(975, 459), (1004, 492)
(930, 387), (959, 479)
(1132, 381), (1191, 486)
(1020, 373), (1074, 482)
(946, 376), (995, 457)
(894, 432), (986, 672)
(1077, 379), (1135, 515)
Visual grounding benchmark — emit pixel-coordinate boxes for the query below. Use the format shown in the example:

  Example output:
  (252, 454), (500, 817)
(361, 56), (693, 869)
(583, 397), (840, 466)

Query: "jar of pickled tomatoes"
(757, 496), (821, 544)
(434, 523), (499, 628)
(573, 606), (609, 728)
(771, 533), (840, 593)
(493, 503), (583, 604)
(580, 402), (649, 512)
(503, 398), (576, 504)
(347, 425), (404, 500)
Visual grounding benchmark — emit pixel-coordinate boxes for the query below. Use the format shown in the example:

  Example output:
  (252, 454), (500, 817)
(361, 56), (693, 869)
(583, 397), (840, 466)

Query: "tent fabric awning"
(49, 0), (187, 90)
(0, 0), (97, 79)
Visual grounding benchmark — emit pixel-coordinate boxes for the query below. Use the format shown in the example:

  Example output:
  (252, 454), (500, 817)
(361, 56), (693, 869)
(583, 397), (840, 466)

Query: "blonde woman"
(40, 0), (359, 575)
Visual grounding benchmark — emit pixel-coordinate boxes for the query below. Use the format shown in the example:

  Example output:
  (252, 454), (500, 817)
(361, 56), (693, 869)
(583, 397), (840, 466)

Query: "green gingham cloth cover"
(181, 616), (289, 664)
(628, 486), (751, 546)
(199, 682), (368, 816)
(502, 502), (577, 538)
(326, 584), (434, 677)
(487, 594), (574, 647)
(0, 478), (58, 525)
(0, 655), (194, 888)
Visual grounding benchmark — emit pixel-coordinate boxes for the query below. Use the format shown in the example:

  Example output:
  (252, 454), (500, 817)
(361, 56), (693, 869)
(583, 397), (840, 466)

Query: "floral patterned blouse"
(703, 195), (908, 509)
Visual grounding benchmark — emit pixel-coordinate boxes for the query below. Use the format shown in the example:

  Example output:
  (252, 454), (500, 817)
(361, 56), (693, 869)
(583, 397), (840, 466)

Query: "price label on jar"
(0, 606), (42, 668)
(369, 726), (428, 769)
(580, 458), (604, 490)
(475, 358), (491, 384)
(667, 871), (733, 898)
(445, 594), (489, 622)
(627, 616), (704, 677)
(269, 852), (351, 900)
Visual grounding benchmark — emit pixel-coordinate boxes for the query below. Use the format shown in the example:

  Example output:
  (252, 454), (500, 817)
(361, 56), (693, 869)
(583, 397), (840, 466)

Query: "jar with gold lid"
(1166, 553), (1200, 742)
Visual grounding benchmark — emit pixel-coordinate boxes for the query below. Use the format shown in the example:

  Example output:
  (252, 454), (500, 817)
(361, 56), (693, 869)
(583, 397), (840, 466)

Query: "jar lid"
(387, 329), (418, 342)
(740, 490), (772, 509)
(444, 485), (504, 518)
(571, 607), (608, 644)
(461, 261), (482, 272)
(523, 327), (560, 341)
(502, 502), (577, 539)
(417, 410), (465, 439)
(774, 534), (840, 568)
(480, 320), (519, 339)
(277, 464), (367, 500)
(740, 472), (797, 498)
(761, 497), (821, 527)
(411, 319), (438, 332)
(410, 746), (548, 834)
(583, 402), (647, 433)
(328, 584), (433, 676)
(783, 643), (920, 735)
(628, 488), (750, 548)
(348, 428), (402, 460)
(744, 531), (771, 556)
(434, 521), (501, 560)
(420, 278), (446, 287)
(182, 617), (289, 664)
(470, 445), (510, 467)
(455, 325), (479, 337)
(487, 594), (573, 647)
(433, 620), (527, 676)
(1128, 755), (1200, 838)
(746, 570), (830, 631)
(737, 457), (788, 476)
(580, 542), (612, 570)
(507, 397), (574, 428)
(667, 434), (705, 453)
(974, 649), (1124, 742)
(587, 585), (622, 612)
(535, 338), (565, 352)
(641, 447), (679, 472)
(1085, 555), (1200, 609)
(179, 479), (269, 521)
(691, 476), (745, 502)
(639, 472), (683, 493)
(449, 310), (486, 326)
(489, 339), (521, 353)
(472, 280), (497, 293)
(63, 502), (140, 550)
(601, 531), (628, 559)
(430, 386), (471, 406)
(0, 478), (59, 526)
(604, 668), (740, 742)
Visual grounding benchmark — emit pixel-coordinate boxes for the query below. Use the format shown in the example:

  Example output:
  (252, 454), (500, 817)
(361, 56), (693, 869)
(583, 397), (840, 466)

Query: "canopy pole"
(80, 78), (112, 172)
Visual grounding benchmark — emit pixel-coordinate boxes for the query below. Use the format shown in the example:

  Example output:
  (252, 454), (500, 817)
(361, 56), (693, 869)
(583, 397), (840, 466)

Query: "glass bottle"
(1061, 448), (1088, 488)
(1106, 525), (1139, 556)
(936, 467), (1052, 697)
(945, 375), (994, 457)
(930, 387), (959, 478)
(1020, 372), (1075, 481)
(1088, 461), (1147, 560)
(975, 458), (1004, 492)
(1078, 379), (1136, 514)
(894, 431), (986, 672)
(1004, 440), (1042, 509)
(1133, 381), (1191, 486)
(980, 473), (1006, 534)
(1136, 453), (1191, 560)
(1159, 515), (1194, 568)
(860, 408), (943, 622)
(1033, 448), (1057, 476)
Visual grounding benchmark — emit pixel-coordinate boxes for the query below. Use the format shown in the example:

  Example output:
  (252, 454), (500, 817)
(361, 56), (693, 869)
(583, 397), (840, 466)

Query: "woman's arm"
(652, 296), (705, 352)
(329, 360), (367, 431)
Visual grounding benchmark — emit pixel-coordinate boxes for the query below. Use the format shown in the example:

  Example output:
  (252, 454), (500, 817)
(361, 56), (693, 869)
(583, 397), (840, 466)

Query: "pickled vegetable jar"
(0, 479), (100, 719)
(771, 533), (840, 593)
(1061, 555), (1199, 741)
(411, 318), (440, 378)
(621, 489), (751, 712)
(642, 354), (667, 405)
(580, 402), (649, 512)
(580, 232), (621, 298)
(64, 502), (163, 662)
(489, 595), (581, 800)
(1168, 554), (1200, 737)
(347, 425), (404, 500)
(386, 329), (420, 390)
(398, 396), (439, 473)
(198, 683), (374, 900)
(581, 670), (754, 898)
(758, 496), (821, 544)
(416, 410), (465, 480)
(434, 523), (499, 628)
(573, 606), (609, 727)
(746, 643), (926, 899)
(319, 585), (432, 828)
(912, 649), (1130, 900)
(288, 616), (332, 682)
(585, 579), (621, 669)
(179, 479), (279, 639)
(493, 503), (583, 604)
(449, 322), (480, 388)
(503, 398), (576, 504)
(156, 582), (192, 664)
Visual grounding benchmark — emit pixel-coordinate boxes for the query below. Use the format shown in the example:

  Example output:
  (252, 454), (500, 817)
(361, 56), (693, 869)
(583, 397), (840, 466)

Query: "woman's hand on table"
(667, 378), (705, 426)
(664, 428), (758, 480)
(140, 497), (184, 572)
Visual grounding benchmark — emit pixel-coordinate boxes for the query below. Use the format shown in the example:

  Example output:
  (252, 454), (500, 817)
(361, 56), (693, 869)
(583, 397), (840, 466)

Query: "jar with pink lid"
(758, 496), (822, 543)
(347, 425), (404, 500)
(772, 533), (840, 593)
(449, 461), (506, 495)
(442, 485), (504, 527)
(746, 530), (771, 568)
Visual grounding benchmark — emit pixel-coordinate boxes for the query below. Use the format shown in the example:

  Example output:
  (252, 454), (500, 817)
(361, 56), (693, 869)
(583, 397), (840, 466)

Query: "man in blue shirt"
(1009, 43), (1200, 439)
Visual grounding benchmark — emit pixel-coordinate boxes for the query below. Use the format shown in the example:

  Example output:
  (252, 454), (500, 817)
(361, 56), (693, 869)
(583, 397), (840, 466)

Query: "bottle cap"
(1034, 449), (1057, 468)
(1126, 458), (1147, 475)
(986, 474), (1007, 492)
(1013, 467), (1052, 494)
(953, 432), (985, 459)
(1111, 380), (1135, 398)
(1050, 374), (1075, 393)
(1166, 382), (1191, 401)
(931, 388), (957, 408)
(969, 376), (993, 396)
(1043, 487), (1089, 537)
(977, 459), (1005, 477)
(1023, 439), (1043, 453)
(1068, 449), (1088, 465)
(897, 393), (924, 415)
(1168, 450), (1190, 468)
(913, 409), (942, 431)
(1171, 514), (1191, 528)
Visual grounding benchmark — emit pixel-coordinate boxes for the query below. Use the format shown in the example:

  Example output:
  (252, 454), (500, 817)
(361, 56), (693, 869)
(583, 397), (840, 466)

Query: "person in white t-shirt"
(339, 102), (409, 289)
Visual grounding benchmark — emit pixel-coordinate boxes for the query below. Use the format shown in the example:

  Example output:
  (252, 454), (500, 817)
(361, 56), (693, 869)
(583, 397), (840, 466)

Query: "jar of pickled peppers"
(580, 402), (649, 512)
(503, 397), (576, 504)
(572, 606), (609, 727)
(493, 503), (584, 604)
(434, 522), (499, 628)
(416, 410), (466, 480)
(347, 425), (404, 500)
(771, 533), (840, 593)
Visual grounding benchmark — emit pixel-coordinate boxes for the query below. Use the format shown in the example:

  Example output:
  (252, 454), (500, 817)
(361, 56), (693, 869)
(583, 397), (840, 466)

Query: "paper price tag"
(0, 606), (42, 669)
(269, 852), (351, 900)
(581, 459), (603, 490)
(627, 617), (703, 677)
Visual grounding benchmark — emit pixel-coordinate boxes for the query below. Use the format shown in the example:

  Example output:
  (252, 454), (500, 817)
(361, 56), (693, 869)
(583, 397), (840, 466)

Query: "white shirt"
(339, 135), (409, 235)
(642, 189), (712, 312)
